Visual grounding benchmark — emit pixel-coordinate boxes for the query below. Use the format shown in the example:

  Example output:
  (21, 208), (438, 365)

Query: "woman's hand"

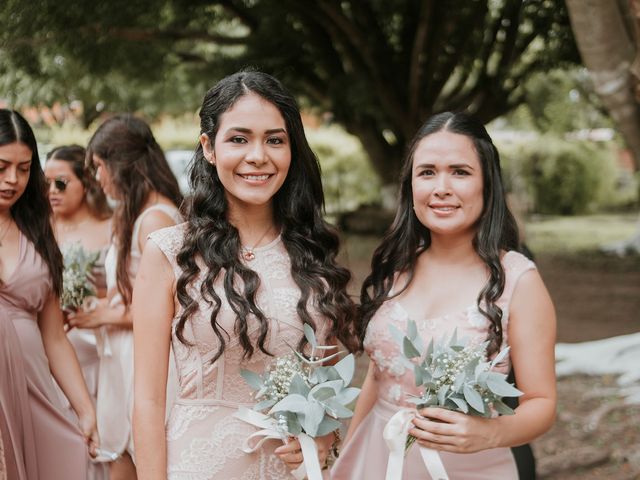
(409, 407), (498, 454)
(66, 298), (110, 329)
(274, 432), (335, 470)
(78, 411), (100, 458)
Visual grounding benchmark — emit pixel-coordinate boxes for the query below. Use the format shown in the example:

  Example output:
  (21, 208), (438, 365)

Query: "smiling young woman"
(132, 71), (357, 480)
(332, 112), (556, 479)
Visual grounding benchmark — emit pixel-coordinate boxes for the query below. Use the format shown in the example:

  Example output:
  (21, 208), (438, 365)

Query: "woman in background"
(68, 114), (183, 480)
(45, 144), (111, 480)
(0, 109), (98, 479)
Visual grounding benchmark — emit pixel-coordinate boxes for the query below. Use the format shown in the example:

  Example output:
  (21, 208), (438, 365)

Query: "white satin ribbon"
(233, 407), (324, 480)
(383, 408), (449, 480)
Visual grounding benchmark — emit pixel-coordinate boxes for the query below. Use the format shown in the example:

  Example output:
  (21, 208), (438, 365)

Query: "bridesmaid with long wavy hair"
(332, 112), (556, 479)
(132, 71), (358, 479)
(0, 109), (98, 480)
(67, 114), (183, 480)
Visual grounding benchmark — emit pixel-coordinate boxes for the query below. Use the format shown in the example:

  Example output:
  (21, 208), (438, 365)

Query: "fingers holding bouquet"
(237, 325), (358, 479)
(275, 432), (333, 470)
(410, 407), (497, 453)
(66, 297), (108, 329)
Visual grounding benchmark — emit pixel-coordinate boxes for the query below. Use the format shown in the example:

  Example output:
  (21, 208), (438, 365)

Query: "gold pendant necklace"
(241, 225), (273, 261)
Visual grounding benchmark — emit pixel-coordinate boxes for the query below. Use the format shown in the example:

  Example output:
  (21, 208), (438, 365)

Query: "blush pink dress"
(331, 251), (535, 480)
(149, 223), (332, 480)
(0, 232), (88, 480)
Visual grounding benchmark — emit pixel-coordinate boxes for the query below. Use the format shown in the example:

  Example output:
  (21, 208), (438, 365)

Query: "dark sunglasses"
(46, 177), (70, 192)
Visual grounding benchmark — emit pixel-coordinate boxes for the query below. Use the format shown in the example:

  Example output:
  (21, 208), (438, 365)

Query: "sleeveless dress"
(149, 223), (332, 480)
(331, 251), (536, 480)
(60, 244), (110, 480)
(96, 204), (181, 461)
(0, 232), (88, 480)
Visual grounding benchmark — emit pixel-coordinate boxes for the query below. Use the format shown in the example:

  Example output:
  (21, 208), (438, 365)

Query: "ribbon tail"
(418, 446), (449, 480)
(383, 409), (415, 480)
(291, 433), (323, 480)
(233, 408), (286, 453)
(385, 445), (406, 480)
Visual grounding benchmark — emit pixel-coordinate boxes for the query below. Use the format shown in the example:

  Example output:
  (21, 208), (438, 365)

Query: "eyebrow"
(226, 127), (288, 135)
(0, 158), (32, 165)
(415, 162), (475, 170)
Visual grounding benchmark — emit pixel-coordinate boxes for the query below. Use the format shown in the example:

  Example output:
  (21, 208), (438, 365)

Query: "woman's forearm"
(344, 360), (378, 444)
(43, 330), (95, 418)
(490, 396), (556, 448)
(133, 400), (168, 480)
(104, 300), (133, 327)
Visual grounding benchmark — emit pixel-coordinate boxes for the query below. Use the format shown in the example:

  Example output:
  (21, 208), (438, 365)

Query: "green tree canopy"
(1, 0), (578, 183)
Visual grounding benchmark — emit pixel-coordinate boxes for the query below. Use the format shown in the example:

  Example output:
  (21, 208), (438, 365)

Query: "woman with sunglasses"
(0, 109), (99, 479)
(44, 144), (111, 480)
(67, 114), (183, 480)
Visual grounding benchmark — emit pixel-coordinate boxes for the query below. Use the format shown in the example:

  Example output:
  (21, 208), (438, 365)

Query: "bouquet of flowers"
(60, 243), (100, 311)
(236, 324), (360, 480)
(389, 320), (523, 452)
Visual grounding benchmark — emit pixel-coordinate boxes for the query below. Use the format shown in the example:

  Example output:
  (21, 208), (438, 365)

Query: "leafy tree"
(502, 67), (613, 133)
(1, 0), (578, 184)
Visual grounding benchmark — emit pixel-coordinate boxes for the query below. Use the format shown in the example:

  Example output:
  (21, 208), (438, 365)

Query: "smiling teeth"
(433, 206), (455, 211)
(242, 175), (269, 181)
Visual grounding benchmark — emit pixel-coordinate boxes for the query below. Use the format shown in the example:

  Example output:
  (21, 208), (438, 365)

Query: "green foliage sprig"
(391, 320), (523, 451)
(240, 324), (360, 438)
(60, 242), (99, 311)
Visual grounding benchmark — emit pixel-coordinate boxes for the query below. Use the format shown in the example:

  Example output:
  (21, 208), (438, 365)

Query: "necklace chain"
(241, 225), (274, 261)
(0, 217), (13, 247)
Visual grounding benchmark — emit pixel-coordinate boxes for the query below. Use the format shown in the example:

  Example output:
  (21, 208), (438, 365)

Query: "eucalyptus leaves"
(60, 243), (99, 311)
(391, 320), (523, 451)
(240, 324), (360, 439)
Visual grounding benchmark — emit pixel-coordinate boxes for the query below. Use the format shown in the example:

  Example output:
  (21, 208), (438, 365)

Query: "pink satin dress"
(331, 251), (535, 480)
(0, 232), (88, 480)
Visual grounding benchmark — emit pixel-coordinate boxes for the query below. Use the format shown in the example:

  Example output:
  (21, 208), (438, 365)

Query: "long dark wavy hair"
(0, 109), (63, 296)
(360, 112), (519, 356)
(86, 115), (183, 306)
(47, 145), (112, 221)
(175, 71), (357, 363)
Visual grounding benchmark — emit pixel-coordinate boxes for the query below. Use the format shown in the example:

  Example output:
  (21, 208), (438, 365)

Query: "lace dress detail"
(149, 224), (332, 480)
(332, 251), (536, 479)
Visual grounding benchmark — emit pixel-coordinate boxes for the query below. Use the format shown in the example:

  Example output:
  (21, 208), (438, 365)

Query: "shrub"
(306, 125), (381, 215)
(498, 136), (631, 215)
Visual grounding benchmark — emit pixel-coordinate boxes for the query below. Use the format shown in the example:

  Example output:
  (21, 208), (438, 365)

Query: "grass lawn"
(525, 213), (639, 254)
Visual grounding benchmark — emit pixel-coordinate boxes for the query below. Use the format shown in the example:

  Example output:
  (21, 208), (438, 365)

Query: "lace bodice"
(149, 223), (330, 404)
(363, 251), (535, 405)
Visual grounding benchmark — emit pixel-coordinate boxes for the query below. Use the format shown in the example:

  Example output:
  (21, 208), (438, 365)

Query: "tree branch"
(99, 26), (248, 45)
(408, 0), (434, 120)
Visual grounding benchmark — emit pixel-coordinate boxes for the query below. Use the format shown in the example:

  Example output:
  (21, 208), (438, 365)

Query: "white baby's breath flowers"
(60, 243), (99, 311)
(240, 324), (361, 439)
(262, 354), (310, 403)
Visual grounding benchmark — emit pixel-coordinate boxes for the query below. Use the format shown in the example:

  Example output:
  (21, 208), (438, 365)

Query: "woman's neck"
(228, 203), (278, 247)
(0, 209), (12, 223)
(55, 203), (93, 228)
(426, 230), (478, 263)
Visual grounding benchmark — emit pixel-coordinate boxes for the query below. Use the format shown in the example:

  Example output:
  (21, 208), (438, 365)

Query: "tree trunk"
(565, 0), (640, 170)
